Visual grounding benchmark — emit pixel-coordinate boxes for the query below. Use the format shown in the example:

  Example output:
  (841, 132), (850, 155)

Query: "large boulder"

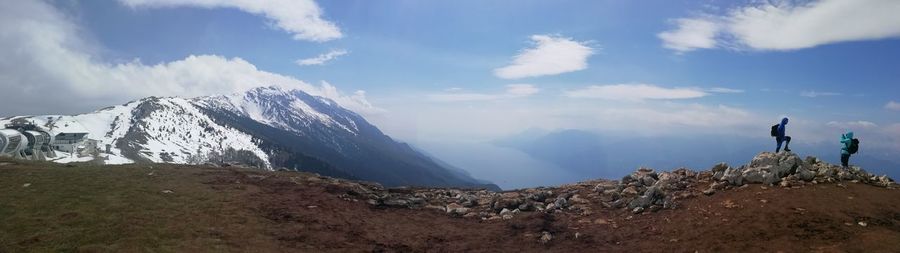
(711, 162), (729, 180)
(795, 166), (816, 182)
(742, 167), (779, 185)
(748, 152), (800, 178)
(640, 176), (657, 187)
(749, 152), (780, 168)
(722, 167), (743, 186)
(643, 186), (663, 199)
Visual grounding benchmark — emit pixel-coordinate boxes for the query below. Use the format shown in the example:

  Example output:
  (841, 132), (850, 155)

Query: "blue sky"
(2, 0), (900, 156)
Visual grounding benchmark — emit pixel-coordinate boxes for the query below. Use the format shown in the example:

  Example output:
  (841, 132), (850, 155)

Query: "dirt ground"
(216, 168), (900, 252)
(2, 160), (899, 252)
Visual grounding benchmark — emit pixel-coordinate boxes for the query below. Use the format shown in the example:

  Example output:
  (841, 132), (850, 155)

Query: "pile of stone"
(701, 152), (896, 195)
(306, 151), (894, 219)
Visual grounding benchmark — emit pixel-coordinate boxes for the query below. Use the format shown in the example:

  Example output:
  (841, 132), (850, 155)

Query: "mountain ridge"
(0, 86), (498, 190)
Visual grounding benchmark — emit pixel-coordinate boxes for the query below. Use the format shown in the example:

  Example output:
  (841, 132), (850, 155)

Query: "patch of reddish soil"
(206, 169), (900, 252)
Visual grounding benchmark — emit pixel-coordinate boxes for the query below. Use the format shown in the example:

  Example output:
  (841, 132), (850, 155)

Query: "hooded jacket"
(841, 131), (854, 155)
(776, 117), (789, 139)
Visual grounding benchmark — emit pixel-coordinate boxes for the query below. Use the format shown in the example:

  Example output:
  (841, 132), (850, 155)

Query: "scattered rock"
(858, 221), (868, 227)
(301, 151), (895, 220)
(554, 197), (568, 209)
(628, 196), (653, 209)
(540, 231), (553, 244)
(446, 203), (470, 216)
(407, 197), (426, 207)
(383, 199), (409, 207)
(22, 183), (31, 188)
(545, 203), (558, 212)
(779, 180), (791, 188)
(570, 194), (590, 204)
(622, 186), (639, 196)
(722, 200), (738, 209)
(640, 176), (657, 187)
(161, 190), (174, 194)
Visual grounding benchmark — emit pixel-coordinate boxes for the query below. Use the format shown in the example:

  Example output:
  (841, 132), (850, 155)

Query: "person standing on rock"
(773, 117), (791, 152)
(840, 131), (856, 168)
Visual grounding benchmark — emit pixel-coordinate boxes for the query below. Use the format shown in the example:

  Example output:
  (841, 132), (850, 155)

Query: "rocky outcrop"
(710, 152), (895, 189)
(300, 152), (895, 220)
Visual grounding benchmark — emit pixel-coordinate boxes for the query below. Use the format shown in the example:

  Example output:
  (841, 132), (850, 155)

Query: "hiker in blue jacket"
(840, 131), (854, 168)
(775, 117), (791, 152)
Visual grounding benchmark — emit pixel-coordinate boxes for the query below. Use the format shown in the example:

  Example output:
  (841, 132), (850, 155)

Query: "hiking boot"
(784, 148), (791, 152)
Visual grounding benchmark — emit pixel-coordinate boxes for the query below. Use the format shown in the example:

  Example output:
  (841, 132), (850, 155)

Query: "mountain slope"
(195, 87), (498, 189)
(1, 86), (496, 190)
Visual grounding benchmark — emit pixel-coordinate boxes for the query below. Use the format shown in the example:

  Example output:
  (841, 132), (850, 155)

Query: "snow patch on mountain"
(130, 98), (271, 168)
(2, 97), (271, 169)
(197, 86), (359, 135)
(71, 101), (141, 164)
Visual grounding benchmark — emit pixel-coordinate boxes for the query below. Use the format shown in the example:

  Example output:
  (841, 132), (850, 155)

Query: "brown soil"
(215, 169), (900, 253)
(2, 160), (899, 252)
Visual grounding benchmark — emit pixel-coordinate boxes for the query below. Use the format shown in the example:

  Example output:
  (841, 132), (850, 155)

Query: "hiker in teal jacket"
(840, 131), (854, 168)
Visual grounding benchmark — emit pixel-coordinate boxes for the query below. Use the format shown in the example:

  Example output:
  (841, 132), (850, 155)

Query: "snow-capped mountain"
(1, 86), (498, 190)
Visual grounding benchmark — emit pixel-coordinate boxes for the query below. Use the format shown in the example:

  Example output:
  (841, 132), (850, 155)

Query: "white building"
(47, 119), (90, 153)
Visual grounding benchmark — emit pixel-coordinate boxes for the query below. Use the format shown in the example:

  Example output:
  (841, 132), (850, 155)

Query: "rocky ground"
(351, 152), (895, 220)
(1, 152), (899, 252)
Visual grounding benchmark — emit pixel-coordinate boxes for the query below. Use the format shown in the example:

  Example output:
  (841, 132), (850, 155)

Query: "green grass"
(0, 158), (269, 252)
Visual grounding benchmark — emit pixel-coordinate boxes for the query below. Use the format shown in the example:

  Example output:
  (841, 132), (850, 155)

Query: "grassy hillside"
(0, 158), (273, 252)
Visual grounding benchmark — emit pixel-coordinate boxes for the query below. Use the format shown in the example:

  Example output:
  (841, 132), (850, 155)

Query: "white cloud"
(494, 35), (594, 79)
(800, 91), (841, 98)
(0, 0), (373, 116)
(505, 84), (540, 97)
(657, 18), (721, 52)
(660, 0), (900, 52)
(296, 49), (348, 66)
(707, 87), (744, 93)
(826, 121), (879, 129)
(886, 101), (900, 111)
(564, 84), (708, 101)
(118, 0), (342, 42)
(427, 84), (540, 102)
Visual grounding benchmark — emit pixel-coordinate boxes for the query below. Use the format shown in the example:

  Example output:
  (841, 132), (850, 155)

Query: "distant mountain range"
(1, 86), (498, 190)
